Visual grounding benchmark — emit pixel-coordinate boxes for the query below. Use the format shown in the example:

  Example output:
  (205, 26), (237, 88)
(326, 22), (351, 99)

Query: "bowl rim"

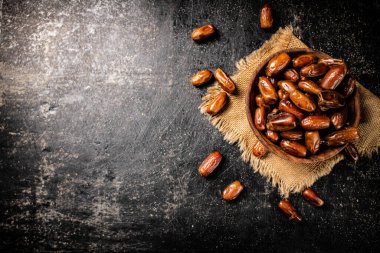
(245, 48), (361, 164)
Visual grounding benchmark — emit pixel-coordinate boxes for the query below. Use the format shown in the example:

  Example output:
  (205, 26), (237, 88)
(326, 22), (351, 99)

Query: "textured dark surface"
(0, 0), (379, 252)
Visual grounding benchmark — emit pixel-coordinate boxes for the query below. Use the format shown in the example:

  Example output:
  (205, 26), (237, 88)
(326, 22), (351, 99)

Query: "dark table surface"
(1, 0), (380, 252)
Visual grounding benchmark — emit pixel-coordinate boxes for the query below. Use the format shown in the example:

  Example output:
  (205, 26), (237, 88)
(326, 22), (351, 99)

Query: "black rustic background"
(0, 0), (379, 252)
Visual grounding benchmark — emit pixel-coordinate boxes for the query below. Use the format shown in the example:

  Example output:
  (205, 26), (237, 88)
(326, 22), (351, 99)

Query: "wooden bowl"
(246, 48), (361, 163)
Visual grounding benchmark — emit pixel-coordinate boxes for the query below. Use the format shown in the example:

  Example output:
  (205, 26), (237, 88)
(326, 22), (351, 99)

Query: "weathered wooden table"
(0, 0), (379, 251)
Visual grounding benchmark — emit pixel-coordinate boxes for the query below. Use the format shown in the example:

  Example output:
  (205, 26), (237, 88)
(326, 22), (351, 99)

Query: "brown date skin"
(331, 106), (348, 130)
(278, 80), (317, 112)
(255, 94), (270, 110)
(302, 188), (324, 207)
(341, 77), (356, 98)
(304, 93), (319, 114)
(283, 68), (299, 82)
(266, 112), (297, 132)
(278, 80), (297, 93)
(278, 99), (306, 120)
(191, 24), (216, 42)
(325, 127), (359, 146)
(267, 124), (297, 132)
(301, 116), (330, 131)
(252, 141), (268, 158)
(318, 90), (345, 111)
(298, 79), (322, 95)
(305, 131), (320, 155)
(268, 112), (297, 126)
(254, 107), (266, 131)
(265, 52), (291, 77)
(320, 65), (347, 90)
(318, 58), (345, 66)
(289, 89), (317, 112)
(198, 151), (222, 177)
(266, 130), (280, 143)
(278, 199), (302, 222)
(260, 4), (273, 29)
(278, 89), (289, 100)
(280, 139), (307, 157)
(300, 63), (328, 77)
(191, 69), (213, 86)
(258, 76), (278, 104)
(222, 181), (244, 201)
(206, 92), (228, 115)
(304, 92), (316, 103)
(214, 68), (236, 94)
(344, 143), (359, 163)
(280, 130), (303, 141)
(292, 54), (316, 68)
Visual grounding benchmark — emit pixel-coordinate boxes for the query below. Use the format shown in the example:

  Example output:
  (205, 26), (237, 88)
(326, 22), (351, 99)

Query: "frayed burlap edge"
(199, 26), (380, 197)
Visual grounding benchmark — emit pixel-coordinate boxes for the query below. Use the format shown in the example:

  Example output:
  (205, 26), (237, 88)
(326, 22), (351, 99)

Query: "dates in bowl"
(246, 48), (360, 163)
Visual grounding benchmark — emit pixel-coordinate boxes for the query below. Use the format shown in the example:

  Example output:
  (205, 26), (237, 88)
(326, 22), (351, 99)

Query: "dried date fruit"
(298, 79), (322, 95)
(301, 116), (330, 131)
(324, 127), (359, 146)
(266, 112), (297, 132)
(198, 151), (222, 177)
(318, 90), (345, 111)
(222, 181), (244, 201)
(254, 107), (266, 131)
(278, 80), (317, 112)
(266, 130), (280, 143)
(266, 124), (296, 132)
(278, 199), (302, 222)
(344, 143), (359, 163)
(260, 4), (273, 29)
(304, 92), (316, 103)
(341, 77), (356, 98)
(292, 54), (316, 68)
(191, 69), (213, 86)
(300, 63), (328, 77)
(302, 188), (324, 207)
(318, 58), (345, 66)
(320, 64), (347, 90)
(283, 68), (299, 82)
(278, 99), (306, 120)
(280, 130), (303, 141)
(280, 139), (307, 157)
(277, 80), (297, 93)
(255, 94), (270, 110)
(252, 141), (268, 158)
(289, 89), (317, 112)
(331, 106), (348, 130)
(305, 131), (320, 155)
(297, 80), (345, 111)
(191, 24), (216, 42)
(206, 92), (228, 115)
(278, 89), (289, 100)
(214, 68), (236, 94)
(258, 76), (278, 104)
(265, 52), (291, 77)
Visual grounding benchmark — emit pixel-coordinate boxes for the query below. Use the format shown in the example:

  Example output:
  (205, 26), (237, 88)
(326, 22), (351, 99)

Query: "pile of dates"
(253, 51), (359, 158)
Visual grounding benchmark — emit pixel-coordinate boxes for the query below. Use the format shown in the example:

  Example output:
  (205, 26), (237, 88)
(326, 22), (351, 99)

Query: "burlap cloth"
(200, 26), (380, 197)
